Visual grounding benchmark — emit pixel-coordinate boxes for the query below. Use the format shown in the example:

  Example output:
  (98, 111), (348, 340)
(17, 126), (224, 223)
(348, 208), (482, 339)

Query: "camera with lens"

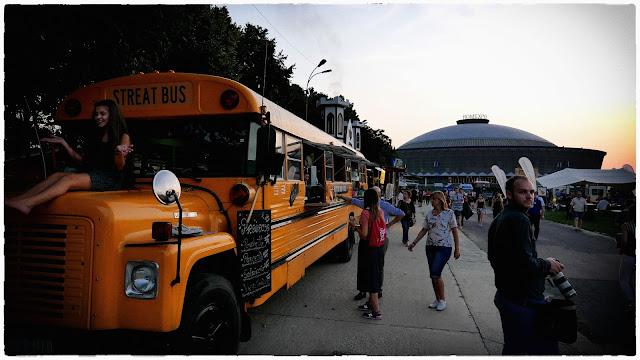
(549, 271), (577, 299)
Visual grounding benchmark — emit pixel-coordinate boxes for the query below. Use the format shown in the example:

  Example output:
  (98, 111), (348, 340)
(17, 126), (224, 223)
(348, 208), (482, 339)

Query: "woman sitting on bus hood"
(6, 99), (134, 215)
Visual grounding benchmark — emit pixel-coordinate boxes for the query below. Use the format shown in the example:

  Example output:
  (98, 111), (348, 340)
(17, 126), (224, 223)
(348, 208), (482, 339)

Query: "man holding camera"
(488, 176), (565, 355)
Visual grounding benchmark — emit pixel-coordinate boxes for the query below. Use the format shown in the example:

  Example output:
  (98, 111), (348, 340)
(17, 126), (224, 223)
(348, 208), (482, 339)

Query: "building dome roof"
(398, 119), (557, 150)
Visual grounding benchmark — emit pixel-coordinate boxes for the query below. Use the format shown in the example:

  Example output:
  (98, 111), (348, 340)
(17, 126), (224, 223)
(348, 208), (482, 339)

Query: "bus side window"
(325, 151), (333, 182)
(248, 122), (260, 174)
(351, 161), (359, 186)
(303, 144), (325, 203)
(286, 135), (302, 181)
(334, 156), (346, 182)
(274, 130), (284, 179)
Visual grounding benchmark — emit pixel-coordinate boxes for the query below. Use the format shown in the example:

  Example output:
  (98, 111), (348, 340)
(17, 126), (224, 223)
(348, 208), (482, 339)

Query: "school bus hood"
(22, 187), (220, 236)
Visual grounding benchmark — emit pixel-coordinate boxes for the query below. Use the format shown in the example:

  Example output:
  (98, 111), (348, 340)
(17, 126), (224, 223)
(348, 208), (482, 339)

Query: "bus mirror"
(152, 170), (181, 205)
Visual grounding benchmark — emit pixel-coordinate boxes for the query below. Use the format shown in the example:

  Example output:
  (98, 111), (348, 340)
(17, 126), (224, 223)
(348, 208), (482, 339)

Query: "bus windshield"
(59, 116), (259, 178)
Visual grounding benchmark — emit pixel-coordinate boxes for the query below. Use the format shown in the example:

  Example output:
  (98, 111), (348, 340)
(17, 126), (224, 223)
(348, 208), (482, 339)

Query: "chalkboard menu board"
(237, 210), (272, 301)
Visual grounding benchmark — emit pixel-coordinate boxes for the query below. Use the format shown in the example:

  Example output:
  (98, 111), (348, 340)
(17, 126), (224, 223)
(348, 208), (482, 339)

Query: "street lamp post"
(305, 59), (332, 122)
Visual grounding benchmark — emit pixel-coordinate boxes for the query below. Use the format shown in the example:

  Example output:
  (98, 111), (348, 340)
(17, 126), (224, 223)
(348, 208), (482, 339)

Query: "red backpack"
(364, 209), (387, 247)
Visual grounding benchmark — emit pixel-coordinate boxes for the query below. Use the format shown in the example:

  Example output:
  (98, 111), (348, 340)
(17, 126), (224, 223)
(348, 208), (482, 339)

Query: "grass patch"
(544, 210), (618, 238)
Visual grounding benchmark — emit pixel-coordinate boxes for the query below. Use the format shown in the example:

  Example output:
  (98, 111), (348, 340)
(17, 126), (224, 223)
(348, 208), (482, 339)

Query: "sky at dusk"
(225, 2), (636, 172)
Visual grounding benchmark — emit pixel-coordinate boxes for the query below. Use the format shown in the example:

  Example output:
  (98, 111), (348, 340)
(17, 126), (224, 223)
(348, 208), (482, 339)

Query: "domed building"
(397, 116), (606, 184)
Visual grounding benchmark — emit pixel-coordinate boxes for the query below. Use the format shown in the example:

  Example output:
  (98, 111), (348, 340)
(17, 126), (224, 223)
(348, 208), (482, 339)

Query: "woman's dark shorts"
(87, 170), (124, 191)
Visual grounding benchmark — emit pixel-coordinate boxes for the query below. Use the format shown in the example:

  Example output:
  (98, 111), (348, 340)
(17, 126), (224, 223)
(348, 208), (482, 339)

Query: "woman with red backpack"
(351, 188), (387, 320)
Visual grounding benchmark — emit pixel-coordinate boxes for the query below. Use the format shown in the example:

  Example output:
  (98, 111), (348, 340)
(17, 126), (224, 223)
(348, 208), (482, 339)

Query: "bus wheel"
(335, 222), (355, 262)
(175, 274), (241, 355)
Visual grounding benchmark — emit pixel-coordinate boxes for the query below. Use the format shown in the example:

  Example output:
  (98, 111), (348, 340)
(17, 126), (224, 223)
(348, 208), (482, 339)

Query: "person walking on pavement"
(488, 176), (565, 355)
(492, 193), (504, 218)
(462, 193), (474, 226)
(476, 194), (486, 227)
(425, 189), (431, 205)
(407, 191), (460, 311)
(350, 189), (386, 320)
(527, 191), (545, 239)
(338, 186), (404, 301)
(570, 191), (587, 230)
(451, 187), (465, 227)
(399, 190), (416, 246)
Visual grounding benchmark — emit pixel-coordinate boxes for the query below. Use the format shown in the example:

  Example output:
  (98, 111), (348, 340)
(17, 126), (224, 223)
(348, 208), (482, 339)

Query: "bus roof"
(56, 72), (367, 160)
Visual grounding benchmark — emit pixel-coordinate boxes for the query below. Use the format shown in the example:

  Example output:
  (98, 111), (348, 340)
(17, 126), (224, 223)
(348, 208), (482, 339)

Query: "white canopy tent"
(537, 168), (636, 189)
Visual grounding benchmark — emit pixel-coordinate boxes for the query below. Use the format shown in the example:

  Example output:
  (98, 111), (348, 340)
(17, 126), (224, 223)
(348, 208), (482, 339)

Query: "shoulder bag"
(530, 299), (577, 344)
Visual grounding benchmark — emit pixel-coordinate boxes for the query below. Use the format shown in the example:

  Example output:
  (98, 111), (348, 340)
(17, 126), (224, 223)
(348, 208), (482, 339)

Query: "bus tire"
(174, 274), (241, 355)
(335, 222), (355, 262)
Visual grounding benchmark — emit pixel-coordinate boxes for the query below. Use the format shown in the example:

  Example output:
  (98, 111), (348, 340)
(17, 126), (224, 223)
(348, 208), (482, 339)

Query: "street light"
(305, 59), (332, 121)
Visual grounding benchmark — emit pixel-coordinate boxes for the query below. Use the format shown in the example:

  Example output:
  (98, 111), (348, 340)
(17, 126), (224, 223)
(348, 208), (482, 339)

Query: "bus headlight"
(125, 261), (159, 299)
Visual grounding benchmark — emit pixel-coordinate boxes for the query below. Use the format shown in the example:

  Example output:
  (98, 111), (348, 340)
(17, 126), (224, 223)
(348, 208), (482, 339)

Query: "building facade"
(316, 96), (362, 151)
(397, 117), (606, 184)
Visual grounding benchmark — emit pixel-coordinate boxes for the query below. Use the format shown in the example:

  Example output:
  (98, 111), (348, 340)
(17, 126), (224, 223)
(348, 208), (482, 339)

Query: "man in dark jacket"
(488, 176), (564, 355)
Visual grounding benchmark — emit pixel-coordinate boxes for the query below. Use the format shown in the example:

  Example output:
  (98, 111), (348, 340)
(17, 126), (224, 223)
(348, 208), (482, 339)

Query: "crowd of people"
(377, 181), (635, 355)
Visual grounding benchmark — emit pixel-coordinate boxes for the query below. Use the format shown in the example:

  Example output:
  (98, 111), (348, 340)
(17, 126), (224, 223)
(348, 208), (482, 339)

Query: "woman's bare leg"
(6, 173), (92, 214)
(10, 172), (70, 200)
(432, 278), (445, 301)
(369, 293), (380, 313)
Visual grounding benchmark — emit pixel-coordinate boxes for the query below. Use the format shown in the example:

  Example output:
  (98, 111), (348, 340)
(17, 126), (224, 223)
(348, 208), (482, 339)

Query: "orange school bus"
(4, 72), (377, 354)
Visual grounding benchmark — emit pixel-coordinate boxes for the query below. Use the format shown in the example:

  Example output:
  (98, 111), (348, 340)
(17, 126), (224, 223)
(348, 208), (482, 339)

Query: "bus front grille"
(5, 216), (94, 329)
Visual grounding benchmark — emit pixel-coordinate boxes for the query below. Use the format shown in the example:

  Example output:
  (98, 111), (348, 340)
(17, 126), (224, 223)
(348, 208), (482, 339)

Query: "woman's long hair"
(431, 191), (448, 210)
(364, 188), (382, 220)
(94, 99), (128, 150)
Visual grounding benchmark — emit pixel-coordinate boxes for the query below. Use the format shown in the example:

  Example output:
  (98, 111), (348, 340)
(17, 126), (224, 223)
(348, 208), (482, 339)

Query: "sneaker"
(363, 311), (382, 320)
(437, 300), (447, 311)
(428, 299), (439, 308)
(358, 302), (371, 311)
(353, 291), (366, 301)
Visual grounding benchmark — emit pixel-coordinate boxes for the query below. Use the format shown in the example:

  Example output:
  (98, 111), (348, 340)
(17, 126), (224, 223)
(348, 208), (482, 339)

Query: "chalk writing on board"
(237, 210), (272, 301)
